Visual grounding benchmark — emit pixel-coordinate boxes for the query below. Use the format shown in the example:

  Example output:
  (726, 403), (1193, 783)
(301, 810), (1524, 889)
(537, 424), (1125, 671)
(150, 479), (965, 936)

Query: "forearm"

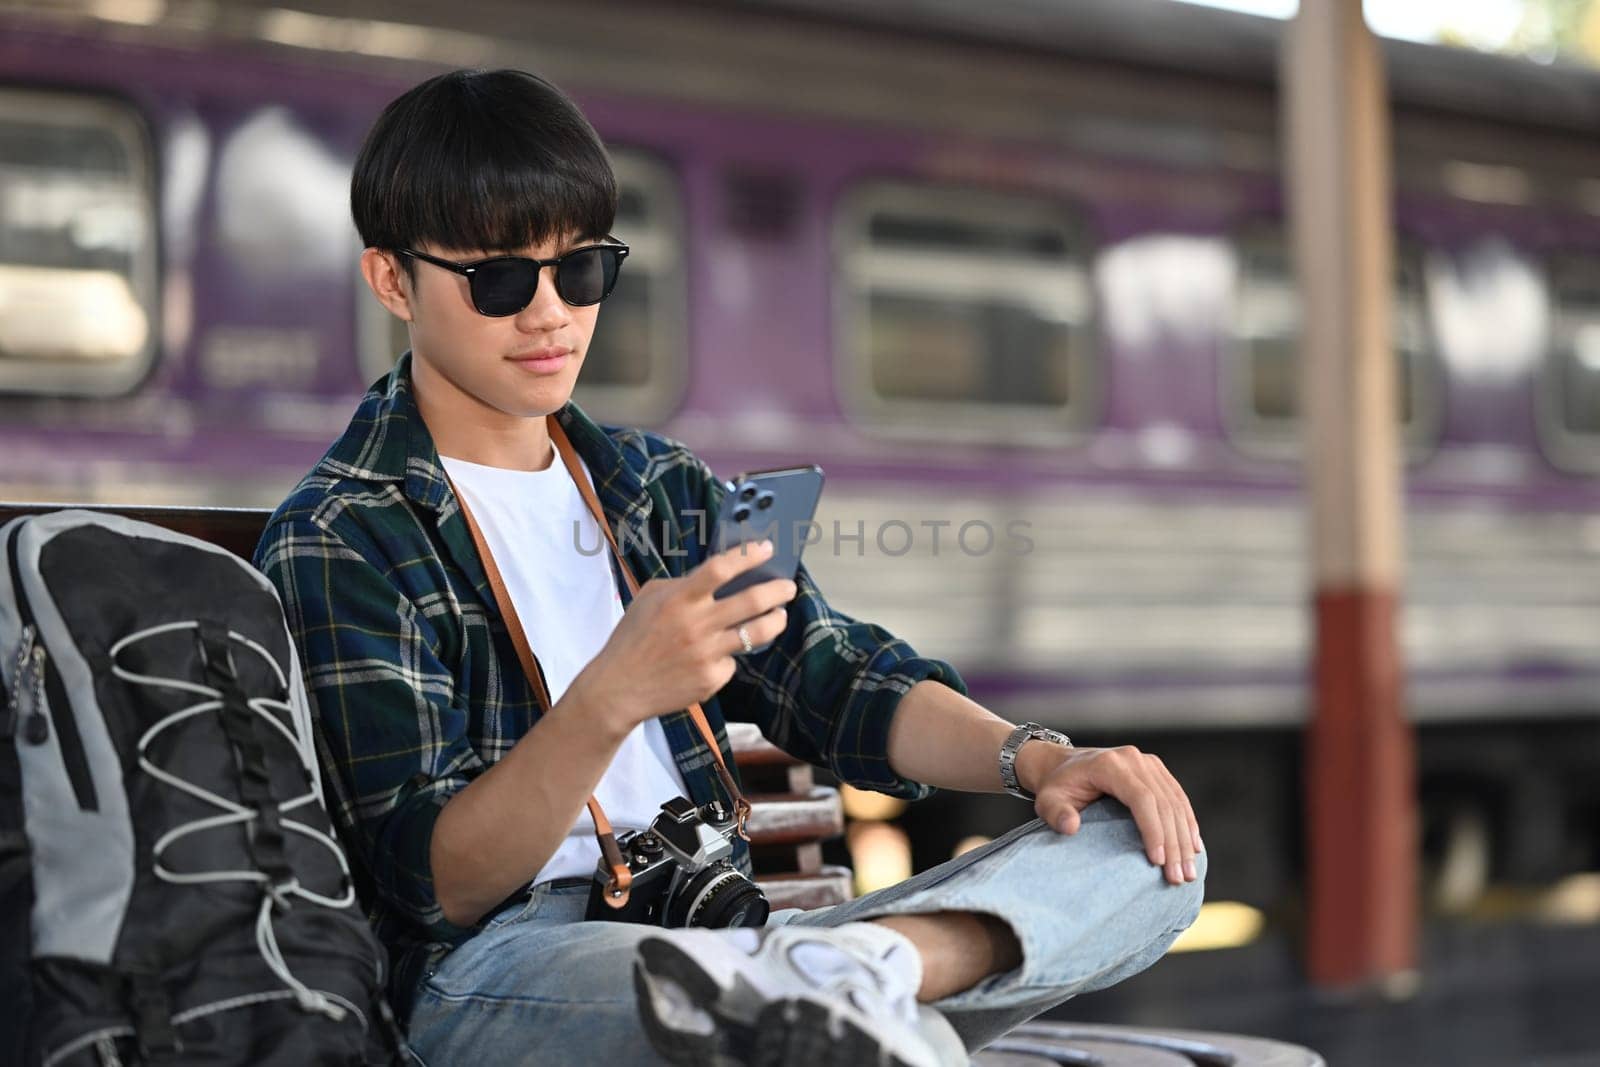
(885, 680), (1070, 796)
(430, 672), (628, 926)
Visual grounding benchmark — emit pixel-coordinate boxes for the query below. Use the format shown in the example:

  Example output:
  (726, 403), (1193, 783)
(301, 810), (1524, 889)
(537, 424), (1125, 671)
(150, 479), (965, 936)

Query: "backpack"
(0, 510), (403, 1065)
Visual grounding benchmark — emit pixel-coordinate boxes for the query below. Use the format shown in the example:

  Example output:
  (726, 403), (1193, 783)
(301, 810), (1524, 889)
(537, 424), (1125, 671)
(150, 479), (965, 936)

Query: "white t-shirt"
(441, 451), (689, 885)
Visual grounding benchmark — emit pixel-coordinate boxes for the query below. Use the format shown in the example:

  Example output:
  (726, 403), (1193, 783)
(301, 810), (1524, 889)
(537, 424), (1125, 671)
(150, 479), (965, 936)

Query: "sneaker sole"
(633, 936), (932, 1067)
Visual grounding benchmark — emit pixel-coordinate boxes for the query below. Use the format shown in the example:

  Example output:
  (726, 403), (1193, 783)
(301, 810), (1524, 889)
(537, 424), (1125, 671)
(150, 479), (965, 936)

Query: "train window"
(1543, 254), (1600, 446)
(0, 92), (158, 395)
(356, 149), (687, 425)
(1226, 227), (1435, 444)
(836, 184), (1095, 440)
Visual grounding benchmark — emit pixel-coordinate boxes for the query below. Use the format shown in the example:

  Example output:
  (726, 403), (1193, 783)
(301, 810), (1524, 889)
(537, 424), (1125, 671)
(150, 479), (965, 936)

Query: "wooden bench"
(0, 503), (853, 911)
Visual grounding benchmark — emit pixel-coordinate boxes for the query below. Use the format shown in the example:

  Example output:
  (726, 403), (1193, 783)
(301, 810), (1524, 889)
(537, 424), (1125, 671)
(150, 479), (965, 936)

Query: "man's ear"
(360, 247), (414, 322)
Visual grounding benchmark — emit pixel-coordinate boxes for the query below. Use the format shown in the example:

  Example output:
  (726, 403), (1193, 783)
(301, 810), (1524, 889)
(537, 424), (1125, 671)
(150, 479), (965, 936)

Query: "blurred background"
(2, 0), (1599, 1062)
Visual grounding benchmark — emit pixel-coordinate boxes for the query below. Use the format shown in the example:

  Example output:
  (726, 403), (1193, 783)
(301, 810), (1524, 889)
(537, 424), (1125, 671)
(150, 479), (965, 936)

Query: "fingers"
(1184, 775), (1203, 854)
(1152, 756), (1201, 882)
(602, 543), (796, 718)
(687, 538), (776, 595)
(1123, 771), (1169, 870)
(1123, 749), (1183, 885)
(723, 605), (788, 656)
(1092, 747), (1200, 886)
(1034, 790), (1081, 836)
(1155, 769), (1188, 886)
(688, 540), (796, 632)
(708, 575), (797, 632)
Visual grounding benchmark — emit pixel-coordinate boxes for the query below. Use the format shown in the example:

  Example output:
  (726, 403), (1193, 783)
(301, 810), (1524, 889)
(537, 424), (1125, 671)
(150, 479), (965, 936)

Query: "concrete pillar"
(1282, 0), (1419, 987)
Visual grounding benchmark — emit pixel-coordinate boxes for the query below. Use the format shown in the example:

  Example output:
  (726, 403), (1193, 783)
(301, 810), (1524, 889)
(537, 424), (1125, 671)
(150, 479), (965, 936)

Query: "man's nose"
(513, 264), (570, 330)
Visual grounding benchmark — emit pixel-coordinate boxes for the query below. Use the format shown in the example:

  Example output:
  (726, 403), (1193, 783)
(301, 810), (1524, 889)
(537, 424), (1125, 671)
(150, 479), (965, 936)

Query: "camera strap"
(446, 415), (753, 910)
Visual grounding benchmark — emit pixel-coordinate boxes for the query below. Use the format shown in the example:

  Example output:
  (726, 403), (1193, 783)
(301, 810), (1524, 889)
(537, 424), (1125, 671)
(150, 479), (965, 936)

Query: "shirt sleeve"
(255, 513), (481, 944)
(687, 459), (968, 800)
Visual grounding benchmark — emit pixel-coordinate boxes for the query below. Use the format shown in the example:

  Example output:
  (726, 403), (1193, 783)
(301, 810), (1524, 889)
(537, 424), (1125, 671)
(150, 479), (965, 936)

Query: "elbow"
(436, 887), (478, 929)
(429, 822), (481, 929)
(432, 860), (486, 929)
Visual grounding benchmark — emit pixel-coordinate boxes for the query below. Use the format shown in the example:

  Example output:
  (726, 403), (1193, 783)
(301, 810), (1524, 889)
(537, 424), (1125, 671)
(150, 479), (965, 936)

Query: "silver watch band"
(998, 722), (1071, 801)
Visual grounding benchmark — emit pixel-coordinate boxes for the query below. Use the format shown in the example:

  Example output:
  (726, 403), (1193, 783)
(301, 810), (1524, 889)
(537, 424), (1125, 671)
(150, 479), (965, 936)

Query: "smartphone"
(709, 465), (824, 652)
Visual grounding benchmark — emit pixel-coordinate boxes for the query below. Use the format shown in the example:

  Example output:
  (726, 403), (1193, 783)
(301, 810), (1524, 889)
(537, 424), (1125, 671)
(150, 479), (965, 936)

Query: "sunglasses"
(397, 239), (629, 316)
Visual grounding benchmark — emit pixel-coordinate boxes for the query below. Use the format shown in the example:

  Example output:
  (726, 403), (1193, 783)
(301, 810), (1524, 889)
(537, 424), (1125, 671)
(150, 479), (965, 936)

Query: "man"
(256, 68), (1205, 1067)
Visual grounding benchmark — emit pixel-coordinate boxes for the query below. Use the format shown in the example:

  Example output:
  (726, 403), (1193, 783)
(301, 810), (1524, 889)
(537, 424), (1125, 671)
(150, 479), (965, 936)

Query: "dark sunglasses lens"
(556, 247), (622, 307)
(470, 259), (539, 316)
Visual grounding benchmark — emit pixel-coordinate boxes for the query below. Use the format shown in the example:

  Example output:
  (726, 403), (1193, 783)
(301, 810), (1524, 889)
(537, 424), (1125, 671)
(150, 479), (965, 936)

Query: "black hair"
(351, 69), (616, 267)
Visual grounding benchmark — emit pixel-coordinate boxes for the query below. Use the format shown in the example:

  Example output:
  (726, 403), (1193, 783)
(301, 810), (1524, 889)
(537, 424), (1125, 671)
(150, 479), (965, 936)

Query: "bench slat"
(756, 866), (855, 912)
(743, 786), (843, 846)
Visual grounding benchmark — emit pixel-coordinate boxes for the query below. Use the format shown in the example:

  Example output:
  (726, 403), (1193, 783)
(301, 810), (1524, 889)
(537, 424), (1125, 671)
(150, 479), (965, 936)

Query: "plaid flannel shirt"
(253, 354), (967, 1018)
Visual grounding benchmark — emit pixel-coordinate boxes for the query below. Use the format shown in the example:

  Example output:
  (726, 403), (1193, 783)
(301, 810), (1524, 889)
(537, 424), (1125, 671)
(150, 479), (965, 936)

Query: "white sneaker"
(632, 922), (953, 1067)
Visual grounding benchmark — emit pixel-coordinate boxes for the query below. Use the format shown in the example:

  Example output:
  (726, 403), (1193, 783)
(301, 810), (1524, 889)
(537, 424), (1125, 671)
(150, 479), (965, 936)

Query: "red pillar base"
(1307, 587), (1418, 987)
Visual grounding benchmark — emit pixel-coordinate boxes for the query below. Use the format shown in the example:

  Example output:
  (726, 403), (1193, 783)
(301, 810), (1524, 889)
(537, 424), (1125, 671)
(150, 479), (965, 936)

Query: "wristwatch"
(998, 722), (1072, 802)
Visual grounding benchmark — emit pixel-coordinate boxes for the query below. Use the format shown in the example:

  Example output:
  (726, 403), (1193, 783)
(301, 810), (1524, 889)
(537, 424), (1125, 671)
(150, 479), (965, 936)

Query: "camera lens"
(739, 484), (758, 502)
(668, 861), (770, 929)
(756, 493), (774, 511)
(732, 505), (751, 523)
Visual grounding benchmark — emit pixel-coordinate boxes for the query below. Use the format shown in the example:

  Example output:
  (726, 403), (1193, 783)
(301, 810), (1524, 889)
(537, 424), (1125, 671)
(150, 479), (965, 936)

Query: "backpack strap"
(124, 970), (180, 1059)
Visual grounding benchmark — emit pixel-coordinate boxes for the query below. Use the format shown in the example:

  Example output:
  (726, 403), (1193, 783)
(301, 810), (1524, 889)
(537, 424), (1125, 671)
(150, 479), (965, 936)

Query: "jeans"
(405, 800), (1206, 1064)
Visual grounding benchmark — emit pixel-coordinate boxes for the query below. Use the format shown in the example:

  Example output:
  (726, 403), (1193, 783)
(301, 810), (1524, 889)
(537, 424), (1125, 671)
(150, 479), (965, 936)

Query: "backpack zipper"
(5, 626), (48, 745)
(5, 523), (99, 810)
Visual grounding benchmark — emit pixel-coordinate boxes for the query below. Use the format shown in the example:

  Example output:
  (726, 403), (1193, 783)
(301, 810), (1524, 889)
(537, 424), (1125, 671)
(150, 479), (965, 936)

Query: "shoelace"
(108, 620), (363, 1023)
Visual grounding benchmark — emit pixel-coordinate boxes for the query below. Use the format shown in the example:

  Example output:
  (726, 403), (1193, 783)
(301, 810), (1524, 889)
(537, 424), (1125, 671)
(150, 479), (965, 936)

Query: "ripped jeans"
(405, 800), (1206, 1064)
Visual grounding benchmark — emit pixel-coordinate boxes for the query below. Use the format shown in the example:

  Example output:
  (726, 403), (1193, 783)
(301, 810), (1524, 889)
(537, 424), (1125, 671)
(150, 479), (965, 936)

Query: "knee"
(1129, 844), (1207, 935)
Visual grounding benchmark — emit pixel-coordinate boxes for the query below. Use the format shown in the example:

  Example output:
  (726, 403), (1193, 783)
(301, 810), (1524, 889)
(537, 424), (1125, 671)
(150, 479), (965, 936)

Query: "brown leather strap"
(548, 418), (753, 838)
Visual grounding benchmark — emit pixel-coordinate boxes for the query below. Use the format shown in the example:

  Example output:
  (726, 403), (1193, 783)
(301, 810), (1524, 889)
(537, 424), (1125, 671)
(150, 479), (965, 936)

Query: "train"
(3, 0), (1600, 911)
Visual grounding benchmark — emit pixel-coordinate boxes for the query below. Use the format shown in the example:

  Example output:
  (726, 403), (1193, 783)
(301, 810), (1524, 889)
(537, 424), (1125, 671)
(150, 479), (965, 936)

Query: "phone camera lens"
(739, 484), (758, 502)
(756, 493), (774, 511)
(733, 505), (751, 523)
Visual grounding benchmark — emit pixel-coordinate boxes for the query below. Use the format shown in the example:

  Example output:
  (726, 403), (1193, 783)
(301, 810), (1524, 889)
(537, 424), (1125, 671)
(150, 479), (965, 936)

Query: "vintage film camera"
(586, 796), (769, 928)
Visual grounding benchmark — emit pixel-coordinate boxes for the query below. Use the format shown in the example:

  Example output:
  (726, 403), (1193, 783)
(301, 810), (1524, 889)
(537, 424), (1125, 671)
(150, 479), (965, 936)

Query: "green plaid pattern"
(253, 354), (966, 1017)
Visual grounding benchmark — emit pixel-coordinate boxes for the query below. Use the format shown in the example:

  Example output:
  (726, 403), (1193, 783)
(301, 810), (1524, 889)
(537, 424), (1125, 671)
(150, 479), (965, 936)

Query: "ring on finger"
(737, 624), (754, 654)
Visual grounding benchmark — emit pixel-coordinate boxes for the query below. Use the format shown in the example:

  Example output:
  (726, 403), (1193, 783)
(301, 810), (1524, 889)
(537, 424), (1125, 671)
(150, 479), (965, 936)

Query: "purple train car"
(3, 0), (1600, 908)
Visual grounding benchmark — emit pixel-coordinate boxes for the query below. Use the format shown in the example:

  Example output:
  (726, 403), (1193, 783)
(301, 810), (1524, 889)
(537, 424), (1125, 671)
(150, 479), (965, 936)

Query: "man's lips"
(508, 348), (571, 373)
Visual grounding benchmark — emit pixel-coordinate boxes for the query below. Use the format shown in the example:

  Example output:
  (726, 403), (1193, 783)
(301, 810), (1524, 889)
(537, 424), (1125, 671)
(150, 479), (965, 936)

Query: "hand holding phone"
(578, 540), (794, 729)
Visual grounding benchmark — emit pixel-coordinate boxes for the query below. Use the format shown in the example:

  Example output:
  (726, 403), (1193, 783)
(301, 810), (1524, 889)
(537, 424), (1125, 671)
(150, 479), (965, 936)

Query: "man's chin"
(497, 387), (577, 421)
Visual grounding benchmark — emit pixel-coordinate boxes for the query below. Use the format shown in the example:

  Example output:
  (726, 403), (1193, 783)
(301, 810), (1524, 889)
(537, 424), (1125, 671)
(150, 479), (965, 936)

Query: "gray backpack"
(0, 510), (401, 1065)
